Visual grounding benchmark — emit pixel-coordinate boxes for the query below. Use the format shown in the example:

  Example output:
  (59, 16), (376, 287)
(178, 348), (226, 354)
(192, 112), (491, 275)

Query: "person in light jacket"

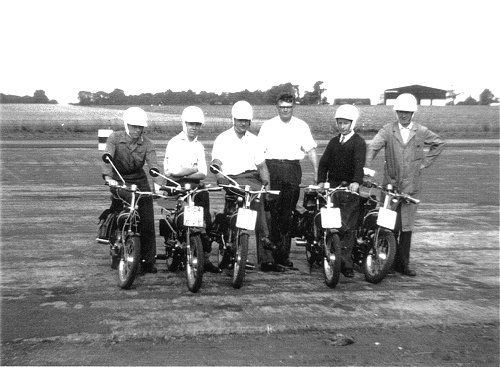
(365, 93), (445, 276)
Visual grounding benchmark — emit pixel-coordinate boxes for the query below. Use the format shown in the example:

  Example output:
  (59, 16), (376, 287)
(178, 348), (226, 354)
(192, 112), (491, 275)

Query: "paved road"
(0, 142), (498, 365)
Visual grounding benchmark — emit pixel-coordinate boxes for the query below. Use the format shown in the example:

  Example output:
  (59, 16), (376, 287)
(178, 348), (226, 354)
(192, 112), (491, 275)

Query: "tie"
(340, 135), (345, 144)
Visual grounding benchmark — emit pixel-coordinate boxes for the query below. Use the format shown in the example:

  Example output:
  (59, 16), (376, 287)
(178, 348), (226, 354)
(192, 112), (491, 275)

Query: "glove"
(349, 182), (360, 193)
(105, 177), (118, 187)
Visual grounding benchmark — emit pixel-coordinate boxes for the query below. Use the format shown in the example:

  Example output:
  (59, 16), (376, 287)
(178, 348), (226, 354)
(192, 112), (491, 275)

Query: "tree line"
(0, 90), (57, 104)
(76, 82), (328, 106)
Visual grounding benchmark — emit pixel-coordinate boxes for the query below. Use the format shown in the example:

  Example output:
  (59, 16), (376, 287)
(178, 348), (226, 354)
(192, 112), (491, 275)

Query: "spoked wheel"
(232, 231), (249, 289)
(186, 232), (204, 293)
(117, 234), (141, 289)
(323, 233), (342, 288)
(364, 229), (396, 284)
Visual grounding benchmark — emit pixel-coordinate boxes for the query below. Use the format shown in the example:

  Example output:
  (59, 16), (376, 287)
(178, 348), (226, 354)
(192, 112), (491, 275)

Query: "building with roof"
(384, 85), (447, 106)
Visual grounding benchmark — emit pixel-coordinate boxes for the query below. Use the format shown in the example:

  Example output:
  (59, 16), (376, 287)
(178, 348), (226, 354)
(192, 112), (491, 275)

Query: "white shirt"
(163, 131), (207, 176)
(340, 130), (355, 144)
(398, 122), (413, 144)
(211, 128), (265, 175)
(258, 116), (317, 160)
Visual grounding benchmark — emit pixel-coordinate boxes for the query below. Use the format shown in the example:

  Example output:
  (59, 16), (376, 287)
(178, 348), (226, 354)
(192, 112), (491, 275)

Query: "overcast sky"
(1, 0), (499, 104)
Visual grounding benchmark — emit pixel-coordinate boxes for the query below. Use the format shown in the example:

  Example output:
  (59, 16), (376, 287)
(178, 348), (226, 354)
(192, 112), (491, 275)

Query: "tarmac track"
(0, 140), (499, 366)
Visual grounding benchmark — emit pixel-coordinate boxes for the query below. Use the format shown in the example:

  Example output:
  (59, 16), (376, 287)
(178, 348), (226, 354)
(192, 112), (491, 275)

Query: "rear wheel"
(364, 229), (396, 284)
(117, 234), (141, 289)
(232, 231), (249, 289)
(323, 233), (342, 288)
(186, 232), (204, 293)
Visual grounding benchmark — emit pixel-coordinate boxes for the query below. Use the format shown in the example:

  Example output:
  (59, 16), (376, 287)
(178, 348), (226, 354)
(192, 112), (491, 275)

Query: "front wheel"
(364, 229), (396, 284)
(232, 231), (249, 289)
(186, 231), (204, 293)
(117, 234), (141, 289)
(323, 233), (342, 288)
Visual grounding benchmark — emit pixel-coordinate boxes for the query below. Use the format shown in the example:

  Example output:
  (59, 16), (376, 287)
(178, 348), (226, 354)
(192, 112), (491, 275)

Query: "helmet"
(393, 93), (418, 112)
(181, 106), (205, 124)
(335, 104), (359, 130)
(123, 107), (148, 127)
(231, 100), (253, 123)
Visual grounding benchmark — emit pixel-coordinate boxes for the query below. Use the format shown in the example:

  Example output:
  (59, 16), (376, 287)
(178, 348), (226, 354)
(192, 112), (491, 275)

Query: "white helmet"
(335, 104), (359, 130)
(231, 100), (253, 124)
(181, 106), (204, 134)
(393, 93), (418, 112)
(123, 107), (148, 127)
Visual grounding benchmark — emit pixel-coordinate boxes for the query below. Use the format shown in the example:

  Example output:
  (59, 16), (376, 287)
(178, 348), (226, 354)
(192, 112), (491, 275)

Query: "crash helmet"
(231, 100), (253, 124)
(393, 93), (418, 112)
(181, 106), (205, 134)
(335, 104), (359, 130)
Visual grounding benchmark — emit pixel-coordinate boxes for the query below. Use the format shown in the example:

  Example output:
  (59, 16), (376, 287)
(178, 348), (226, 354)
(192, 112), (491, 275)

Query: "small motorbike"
(150, 170), (221, 293)
(292, 183), (349, 288)
(353, 180), (420, 283)
(209, 164), (280, 289)
(98, 154), (162, 289)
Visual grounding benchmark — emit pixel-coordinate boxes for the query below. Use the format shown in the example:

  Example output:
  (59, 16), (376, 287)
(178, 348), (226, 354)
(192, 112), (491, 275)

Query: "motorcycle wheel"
(186, 232), (204, 293)
(232, 231), (249, 289)
(364, 229), (396, 284)
(323, 233), (342, 288)
(117, 234), (141, 289)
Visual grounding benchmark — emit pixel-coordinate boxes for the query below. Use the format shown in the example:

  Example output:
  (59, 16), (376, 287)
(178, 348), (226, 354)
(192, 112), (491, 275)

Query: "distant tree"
(33, 90), (49, 103)
(457, 96), (478, 105)
(109, 89), (127, 104)
(299, 81), (326, 105)
(479, 88), (498, 105)
(78, 91), (93, 105)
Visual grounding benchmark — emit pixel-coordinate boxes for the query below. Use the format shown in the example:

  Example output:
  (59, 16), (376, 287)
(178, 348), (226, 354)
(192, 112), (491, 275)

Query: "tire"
(364, 229), (396, 284)
(117, 234), (141, 289)
(232, 231), (249, 289)
(323, 233), (342, 288)
(186, 232), (204, 293)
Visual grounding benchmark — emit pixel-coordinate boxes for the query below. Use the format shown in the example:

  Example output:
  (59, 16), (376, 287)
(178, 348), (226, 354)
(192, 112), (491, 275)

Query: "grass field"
(0, 103), (498, 140)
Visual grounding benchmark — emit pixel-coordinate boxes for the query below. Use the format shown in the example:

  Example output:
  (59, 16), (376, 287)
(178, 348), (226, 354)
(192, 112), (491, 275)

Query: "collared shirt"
(101, 131), (159, 181)
(163, 131), (207, 176)
(258, 115), (317, 160)
(340, 130), (355, 144)
(398, 122), (413, 144)
(211, 127), (265, 175)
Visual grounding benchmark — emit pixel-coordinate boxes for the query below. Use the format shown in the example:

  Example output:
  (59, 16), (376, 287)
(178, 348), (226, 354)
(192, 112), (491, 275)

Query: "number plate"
(183, 206), (204, 227)
(377, 207), (397, 230)
(235, 208), (257, 230)
(320, 207), (341, 229)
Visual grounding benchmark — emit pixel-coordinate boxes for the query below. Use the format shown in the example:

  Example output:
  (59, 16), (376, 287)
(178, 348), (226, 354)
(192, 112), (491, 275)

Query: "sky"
(1, 0), (499, 105)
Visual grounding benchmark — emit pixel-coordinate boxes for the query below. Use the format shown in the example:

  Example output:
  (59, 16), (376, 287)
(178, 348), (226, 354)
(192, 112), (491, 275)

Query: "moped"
(98, 153), (163, 289)
(209, 164), (280, 289)
(292, 183), (349, 288)
(150, 170), (221, 293)
(353, 180), (420, 283)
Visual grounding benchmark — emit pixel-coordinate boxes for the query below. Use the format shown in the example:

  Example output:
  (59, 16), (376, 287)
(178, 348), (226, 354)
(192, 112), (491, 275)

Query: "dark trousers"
(266, 159), (302, 265)
(394, 208), (413, 271)
(111, 177), (156, 264)
(332, 191), (360, 271)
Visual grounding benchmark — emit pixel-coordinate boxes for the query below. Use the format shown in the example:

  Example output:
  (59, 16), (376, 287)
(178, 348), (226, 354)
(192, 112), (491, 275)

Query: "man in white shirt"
(258, 92), (319, 269)
(211, 101), (281, 272)
(163, 106), (221, 273)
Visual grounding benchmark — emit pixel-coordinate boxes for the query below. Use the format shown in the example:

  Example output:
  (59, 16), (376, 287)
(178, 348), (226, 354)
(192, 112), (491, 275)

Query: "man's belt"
(266, 159), (300, 163)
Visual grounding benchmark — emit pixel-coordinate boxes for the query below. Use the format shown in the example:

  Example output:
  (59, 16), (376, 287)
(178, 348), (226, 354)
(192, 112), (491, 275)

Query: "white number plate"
(377, 207), (397, 230)
(320, 207), (342, 229)
(235, 208), (257, 230)
(183, 206), (204, 227)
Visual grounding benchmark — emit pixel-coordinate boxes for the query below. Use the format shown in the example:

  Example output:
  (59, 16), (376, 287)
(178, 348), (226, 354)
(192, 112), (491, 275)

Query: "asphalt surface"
(0, 140), (499, 365)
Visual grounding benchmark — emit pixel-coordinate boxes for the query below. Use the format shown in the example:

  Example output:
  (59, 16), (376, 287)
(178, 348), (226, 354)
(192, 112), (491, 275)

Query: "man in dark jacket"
(318, 104), (366, 278)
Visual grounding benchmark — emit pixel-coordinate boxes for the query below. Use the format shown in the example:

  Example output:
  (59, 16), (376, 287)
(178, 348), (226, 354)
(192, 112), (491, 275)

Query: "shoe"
(204, 261), (222, 273)
(260, 262), (286, 272)
(342, 269), (355, 278)
(142, 263), (158, 274)
(280, 260), (294, 268)
(402, 267), (416, 277)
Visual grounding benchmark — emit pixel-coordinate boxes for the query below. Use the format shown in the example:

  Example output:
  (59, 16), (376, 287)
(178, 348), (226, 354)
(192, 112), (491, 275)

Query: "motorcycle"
(149, 170), (221, 293)
(98, 153), (163, 289)
(292, 183), (349, 288)
(353, 180), (420, 283)
(209, 164), (280, 289)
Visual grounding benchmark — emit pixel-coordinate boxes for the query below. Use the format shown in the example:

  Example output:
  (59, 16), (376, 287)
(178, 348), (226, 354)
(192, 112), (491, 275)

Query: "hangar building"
(384, 85), (447, 106)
